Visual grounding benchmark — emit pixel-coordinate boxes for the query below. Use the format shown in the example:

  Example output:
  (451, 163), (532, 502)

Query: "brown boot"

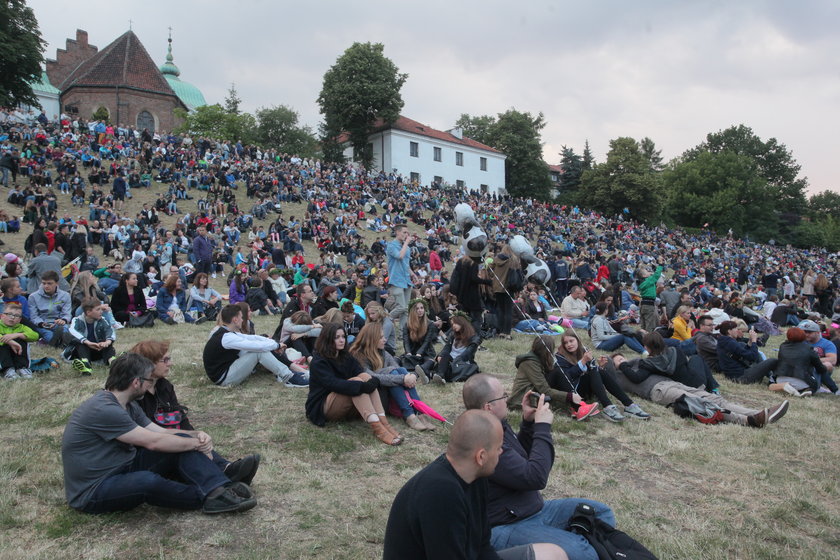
(405, 414), (427, 431)
(419, 415), (437, 430)
(370, 421), (401, 445)
(379, 416), (403, 443)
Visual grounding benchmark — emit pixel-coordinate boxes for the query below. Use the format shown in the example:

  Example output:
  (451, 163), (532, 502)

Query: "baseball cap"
(797, 320), (821, 332)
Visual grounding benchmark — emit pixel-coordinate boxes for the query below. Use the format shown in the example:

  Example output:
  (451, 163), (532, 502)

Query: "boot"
(405, 414), (427, 431)
(419, 415), (437, 430)
(379, 416), (403, 443)
(370, 421), (401, 446)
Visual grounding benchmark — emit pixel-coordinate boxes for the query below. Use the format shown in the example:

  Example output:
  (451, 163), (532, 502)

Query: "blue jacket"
(716, 335), (760, 378)
(156, 289), (188, 317)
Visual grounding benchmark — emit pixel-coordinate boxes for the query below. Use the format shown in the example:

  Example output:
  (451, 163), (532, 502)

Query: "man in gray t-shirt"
(61, 353), (258, 514)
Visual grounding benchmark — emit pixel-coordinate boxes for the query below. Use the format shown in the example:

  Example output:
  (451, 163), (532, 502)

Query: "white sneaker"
(4, 368), (19, 380)
(212, 273), (217, 279)
(18, 368), (33, 379)
(112, 322), (125, 330)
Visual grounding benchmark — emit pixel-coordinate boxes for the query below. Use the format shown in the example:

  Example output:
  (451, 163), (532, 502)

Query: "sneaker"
(747, 409), (767, 428)
(816, 386), (832, 394)
(61, 346), (74, 363)
(228, 482), (253, 499)
(767, 400), (789, 424)
(782, 383), (810, 398)
(602, 404), (625, 423)
(283, 372), (309, 388)
(111, 322), (125, 330)
(224, 454), (261, 485)
(623, 403), (651, 419)
(415, 364), (429, 384)
(202, 486), (257, 514)
(17, 368), (33, 379)
(431, 373), (446, 385)
(194, 316), (208, 325)
(477, 345), (488, 352)
(212, 273), (217, 279)
(573, 402), (600, 421)
(72, 358), (93, 376)
(4, 367), (19, 380)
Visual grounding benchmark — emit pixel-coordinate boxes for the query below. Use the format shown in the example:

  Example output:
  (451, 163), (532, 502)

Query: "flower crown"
(451, 310), (470, 320)
(408, 297), (428, 310)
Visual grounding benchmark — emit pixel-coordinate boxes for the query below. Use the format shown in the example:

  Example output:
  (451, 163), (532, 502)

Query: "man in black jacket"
(383, 409), (566, 560)
(463, 374), (616, 560)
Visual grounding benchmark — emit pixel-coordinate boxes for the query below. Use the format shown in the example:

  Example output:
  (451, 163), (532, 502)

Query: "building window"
(136, 110), (155, 132)
(410, 142), (419, 157)
(433, 147), (442, 162)
(410, 172), (420, 183)
(455, 151), (463, 166)
(480, 184), (488, 193)
(456, 180), (465, 189)
(433, 176), (443, 185)
(480, 157), (487, 171)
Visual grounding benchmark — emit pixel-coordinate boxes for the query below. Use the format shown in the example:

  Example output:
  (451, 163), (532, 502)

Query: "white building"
(341, 115), (506, 195)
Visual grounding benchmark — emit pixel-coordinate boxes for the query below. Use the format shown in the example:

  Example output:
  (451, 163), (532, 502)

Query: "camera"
(528, 393), (552, 408)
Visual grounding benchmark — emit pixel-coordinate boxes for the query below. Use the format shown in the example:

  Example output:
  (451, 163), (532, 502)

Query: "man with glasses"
(0, 302), (38, 379)
(692, 314), (719, 373)
(61, 353), (257, 515)
(462, 374), (617, 560)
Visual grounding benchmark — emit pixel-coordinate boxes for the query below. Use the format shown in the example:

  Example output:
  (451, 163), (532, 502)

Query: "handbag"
(128, 313), (155, 328)
(400, 354), (423, 369)
(450, 360), (479, 382)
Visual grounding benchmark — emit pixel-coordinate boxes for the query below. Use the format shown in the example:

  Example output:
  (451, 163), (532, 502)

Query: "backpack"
(24, 233), (34, 255)
(505, 267), (525, 292)
(667, 394), (727, 425)
(568, 502), (660, 560)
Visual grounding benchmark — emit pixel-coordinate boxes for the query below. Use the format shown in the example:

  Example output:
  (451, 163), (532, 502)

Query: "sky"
(28, 0), (840, 195)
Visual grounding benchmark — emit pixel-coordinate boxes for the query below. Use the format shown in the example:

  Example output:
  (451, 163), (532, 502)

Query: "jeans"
(388, 285), (412, 333)
(569, 318), (589, 330)
(220, 350), (292, 386)
(727, 357), (778, 384)
(664, 338), (697, 355)
(515, 319), (548, 333)
(99, 277), (119, 295)
(80, 443), (229, 513)
(385, 368), (421, 418)
(490, 498), (615, 560)
(596, 333), (645, 354)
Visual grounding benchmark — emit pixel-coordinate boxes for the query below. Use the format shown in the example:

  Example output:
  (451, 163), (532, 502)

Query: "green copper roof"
(159, 36), (206, 110)
(31, 71), (60, 95)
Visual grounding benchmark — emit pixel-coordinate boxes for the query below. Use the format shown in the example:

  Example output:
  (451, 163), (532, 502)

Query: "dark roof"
(338, 115), (503, 154)
(60, 30), (182, 103)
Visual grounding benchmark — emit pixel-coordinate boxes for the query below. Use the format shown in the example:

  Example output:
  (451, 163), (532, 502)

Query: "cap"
(4, 253), (19, 263)
(797, 320), (821, 332)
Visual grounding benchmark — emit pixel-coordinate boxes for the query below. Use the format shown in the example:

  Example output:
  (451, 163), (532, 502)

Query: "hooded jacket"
(28, 287), (72, 325)
(509, 352), (570, 412)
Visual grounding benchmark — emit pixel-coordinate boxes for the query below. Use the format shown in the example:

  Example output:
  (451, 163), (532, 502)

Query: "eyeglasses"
(136, 377), (153, 384)
(487, 393), (509, 405)
(2, 313), (22, 318)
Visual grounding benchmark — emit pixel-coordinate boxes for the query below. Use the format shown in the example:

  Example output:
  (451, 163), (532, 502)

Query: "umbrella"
(405, 391), (449, 424)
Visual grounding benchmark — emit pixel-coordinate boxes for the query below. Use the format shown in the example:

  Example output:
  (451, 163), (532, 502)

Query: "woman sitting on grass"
(590, 301), (645, 354)
(400, 298), (439, 381)
(364, 301), (396, 355)
(109, 272), (150, 326)
(278, 310), (321, 359)
(509, 334), (599, 420)
(430, 314), (481, 384)
(156, 274), (202, 325)
(551, 331), (650, 422)
(350, 324), (436, 431)
(189, 272), (222, 319)
(305, 322), (402, 446)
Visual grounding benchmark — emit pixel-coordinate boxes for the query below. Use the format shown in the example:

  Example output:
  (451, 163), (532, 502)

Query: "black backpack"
(505, 267), (525, 292)
(568, 502), (659, 560)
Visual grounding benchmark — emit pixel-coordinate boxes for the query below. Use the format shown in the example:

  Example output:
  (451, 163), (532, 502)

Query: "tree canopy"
(0, 0), (46, 108)
(317, 42), (407, 169)
(255, 105), (318, 158)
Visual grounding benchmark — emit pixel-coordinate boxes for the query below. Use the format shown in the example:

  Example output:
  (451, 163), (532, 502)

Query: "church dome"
(159, 36), (206, 110)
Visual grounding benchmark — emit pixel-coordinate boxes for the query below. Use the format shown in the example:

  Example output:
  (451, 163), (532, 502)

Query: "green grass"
(0, 181), (839, 559)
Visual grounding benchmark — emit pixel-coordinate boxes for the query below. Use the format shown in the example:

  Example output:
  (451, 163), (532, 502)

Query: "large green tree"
(255, 105), (318, 157)
(0, 0), (46, 108)
(455, 110), (552, 199)
(175, 104), (257, 145)
(317, 42), (407, 169)
(580, 137), (663, 223)
(556, 146), (583, 203)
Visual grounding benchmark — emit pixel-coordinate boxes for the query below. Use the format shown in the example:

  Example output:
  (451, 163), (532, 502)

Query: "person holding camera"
(462, 374), (617, 560)
(716, 320), (778, 384)
(386, 224), (419, 333)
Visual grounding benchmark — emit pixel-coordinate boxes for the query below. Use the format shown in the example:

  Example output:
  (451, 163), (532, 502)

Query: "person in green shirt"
(0, 302), (39, 379)
(638, 265), (663, 332)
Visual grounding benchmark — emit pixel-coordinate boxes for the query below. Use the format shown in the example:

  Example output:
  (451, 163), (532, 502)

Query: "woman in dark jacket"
(551, 331), (650, 422)
(451, 255), (492, 335)
(628, 332), (719, 391)
(305, 322), (401, 446)
(402, 298), (439, 380)
(110, 272), (149, 324)
(432, 314), (480, 383)
(770, 327), (826, 394)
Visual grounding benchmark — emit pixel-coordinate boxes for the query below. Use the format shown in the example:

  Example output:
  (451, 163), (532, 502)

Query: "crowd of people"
(2, 108), (838, 557)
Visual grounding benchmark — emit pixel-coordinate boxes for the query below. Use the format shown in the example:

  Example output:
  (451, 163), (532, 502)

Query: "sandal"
(379, 417), (403, 443)
(370, 421), (401, 446)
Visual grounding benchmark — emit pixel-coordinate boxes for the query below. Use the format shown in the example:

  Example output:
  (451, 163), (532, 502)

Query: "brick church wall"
(59, 88), (183, 133)
(46, 30), (98, 89)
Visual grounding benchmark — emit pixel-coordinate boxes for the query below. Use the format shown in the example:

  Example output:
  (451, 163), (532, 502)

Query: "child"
(1, 277), (30, 319)
(65, 298), (116, 374)
(245, 277), (278, 316)
(0, 302), (39, 379)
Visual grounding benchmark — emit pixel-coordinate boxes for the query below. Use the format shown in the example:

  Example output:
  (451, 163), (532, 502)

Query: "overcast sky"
(29, 0), (840, 194)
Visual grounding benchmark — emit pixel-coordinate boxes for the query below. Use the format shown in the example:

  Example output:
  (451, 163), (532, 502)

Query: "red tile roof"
(60, 31), (182, 105)
(547, 164), (563, 173)
(337, 115), (503, 155)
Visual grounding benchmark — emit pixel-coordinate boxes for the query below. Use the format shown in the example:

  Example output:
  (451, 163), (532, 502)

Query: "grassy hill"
(0, 180), (838, 559)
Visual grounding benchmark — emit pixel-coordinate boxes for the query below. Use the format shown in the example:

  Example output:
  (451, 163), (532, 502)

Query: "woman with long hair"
(489, 244), (520, 340)
(814, 274), (832, 316)
(110, 272), (149, 325)
(278, 310), (321, 358)
(70, 270), (120, 328)
(4, 260), (27, 293)
(432, 314), (480, 384)
(305, 323), (402, 446)
(351, 324), (436, 431)
(402, 298), (438, 382)
(768, 327), (827, 397)
(552, 331), (650, 422)
(189, 272), (222, 319)
(229, 269), (248, 305)
(510, 335), (599, 419)
(420, 283), (448, 332)
(156, 274), (200, 324)
(365, 301), (396, 355)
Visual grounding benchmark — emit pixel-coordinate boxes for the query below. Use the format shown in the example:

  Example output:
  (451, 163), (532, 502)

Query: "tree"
(580, 137), (663, 223)
(582, 139), (595, 170)
(807, 190), (840, 219)
(224, 83), (241, 115)
(557, 146), (583, 203)
(0, 0), (46, 108)
(318, 122), (345, 164)
(317, 42), (407, 169)
(640, 137), (663, 172)
(255, 105), (318, 157)
(175, 104), (256, 145)
(454, 113), (496, 146)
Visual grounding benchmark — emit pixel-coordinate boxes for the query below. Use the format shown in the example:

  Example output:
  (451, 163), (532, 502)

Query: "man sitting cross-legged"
(61, 353), (258, 514)
(463, 374), (618, 560)
(383, 409), (567, 560)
